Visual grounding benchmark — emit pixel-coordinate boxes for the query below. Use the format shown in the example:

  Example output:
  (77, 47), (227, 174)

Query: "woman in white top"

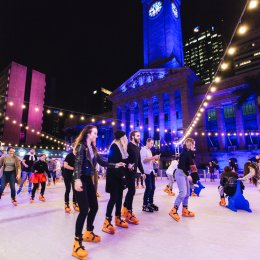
(164, 157), (178, 196)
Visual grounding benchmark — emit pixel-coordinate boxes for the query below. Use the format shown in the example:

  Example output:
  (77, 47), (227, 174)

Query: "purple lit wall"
(3, 62), (27, 144)
(26, 70), (46, 144)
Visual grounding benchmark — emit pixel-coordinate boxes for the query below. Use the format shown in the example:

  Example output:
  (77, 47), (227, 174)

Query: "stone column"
(121, 106), (126, 131)
(148, 97), (154, 139)
(235, 105), (246, 149)
(137, 100), (144, 141)
(216, 106), (226, 151)
(169, 93), (177, 133)
(129, 104), (135, 130)
(196, 109), (208, 154)
(158, 94), (165, 141)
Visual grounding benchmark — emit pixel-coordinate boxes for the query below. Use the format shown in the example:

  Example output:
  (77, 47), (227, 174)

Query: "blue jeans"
(0, 171), (16, 199)
(19, 171), (32, 191)
(174, 169), (190, 208)
(143, 172), (155, 206)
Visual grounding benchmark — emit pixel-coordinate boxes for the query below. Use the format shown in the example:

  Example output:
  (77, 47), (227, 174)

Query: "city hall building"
(66, 0), (260, 170)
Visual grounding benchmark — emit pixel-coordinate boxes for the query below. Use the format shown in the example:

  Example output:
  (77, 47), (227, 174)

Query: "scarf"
(112, 141), (128, 160)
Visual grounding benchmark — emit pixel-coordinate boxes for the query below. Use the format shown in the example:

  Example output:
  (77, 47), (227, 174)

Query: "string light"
(221, 62), (229, 70)
(227, 46), (237, 55)
(248, 0), (258, 9)
(70, 114), (74, 119)
(238, 24), (248, 35)
(46, 109), (51, 114)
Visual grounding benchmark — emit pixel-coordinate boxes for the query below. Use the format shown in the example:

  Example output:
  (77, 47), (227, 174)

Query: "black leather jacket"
(74, 143), (116, 180)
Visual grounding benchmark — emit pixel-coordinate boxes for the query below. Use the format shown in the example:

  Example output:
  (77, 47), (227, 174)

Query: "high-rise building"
(92, 88), (112, 114)
(233, 28), (260, 75)
(0, 62), (46, 145)
(184, 26), (225, 84)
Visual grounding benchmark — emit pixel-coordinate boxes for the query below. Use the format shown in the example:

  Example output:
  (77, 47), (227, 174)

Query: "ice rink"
(1, 178), (260, 260)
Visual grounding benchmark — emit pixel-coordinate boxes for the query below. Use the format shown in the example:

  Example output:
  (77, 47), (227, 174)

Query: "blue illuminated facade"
(142, 0), (184, 68)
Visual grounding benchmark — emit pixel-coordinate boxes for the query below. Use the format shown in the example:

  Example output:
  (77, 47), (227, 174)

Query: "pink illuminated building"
(0, 62), (46, 145)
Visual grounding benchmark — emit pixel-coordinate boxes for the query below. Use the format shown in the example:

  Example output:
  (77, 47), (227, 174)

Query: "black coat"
(106, 143), (128, 193)
(74, 143), (116, 180)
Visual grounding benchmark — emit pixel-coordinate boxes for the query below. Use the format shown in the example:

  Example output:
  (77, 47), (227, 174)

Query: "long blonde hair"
(184, 138), (195, 150)
(111, 135), (128, 159)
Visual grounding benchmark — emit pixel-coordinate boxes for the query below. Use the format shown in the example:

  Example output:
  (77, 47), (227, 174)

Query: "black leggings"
(31, 182), (46, 199)
(63, 174), (76, 203)
(106, 186), (123, 218)
(124, 173), (136, 211)
(75, 176), (98, 236)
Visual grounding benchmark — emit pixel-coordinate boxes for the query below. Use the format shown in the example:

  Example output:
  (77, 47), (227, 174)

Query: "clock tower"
(142, 0), (184, 68)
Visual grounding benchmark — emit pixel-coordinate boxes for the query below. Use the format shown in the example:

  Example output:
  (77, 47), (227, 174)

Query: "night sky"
(0, 0), (246, 114)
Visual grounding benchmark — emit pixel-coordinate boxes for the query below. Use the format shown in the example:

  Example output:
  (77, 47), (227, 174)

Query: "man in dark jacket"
(122, 130), (145, 225)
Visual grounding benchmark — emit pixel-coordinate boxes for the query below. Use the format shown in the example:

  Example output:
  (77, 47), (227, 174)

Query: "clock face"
(149, 1), (163, 18)
(171, 2), (178, 18)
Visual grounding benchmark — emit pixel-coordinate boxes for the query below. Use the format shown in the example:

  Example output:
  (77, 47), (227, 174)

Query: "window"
(243, 101), (256, 115)
(224, 105), (235, 118)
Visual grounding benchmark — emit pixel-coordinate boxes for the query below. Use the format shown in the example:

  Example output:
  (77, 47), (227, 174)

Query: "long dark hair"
(249, 162), (260, 186)
(74, 125), (97, 154)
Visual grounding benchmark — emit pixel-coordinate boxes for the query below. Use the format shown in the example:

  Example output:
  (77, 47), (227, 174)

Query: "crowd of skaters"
(0, 125), (260, 260)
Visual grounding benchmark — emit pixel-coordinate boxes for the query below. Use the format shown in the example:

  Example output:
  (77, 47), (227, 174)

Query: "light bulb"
(210, 86), (217, 92)
(238, 25), (248, 35)
(221, 62), (229, 70)
(248, 0), (258, 9)
(228, 47), (236, 56)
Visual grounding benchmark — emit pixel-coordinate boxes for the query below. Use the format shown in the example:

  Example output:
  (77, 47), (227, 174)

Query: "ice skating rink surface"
(1, 178), (260, 260)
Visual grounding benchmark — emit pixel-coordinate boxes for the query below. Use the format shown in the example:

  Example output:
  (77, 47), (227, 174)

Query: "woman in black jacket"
(102, 130), (130, 234)
(72, 125), (125, 260)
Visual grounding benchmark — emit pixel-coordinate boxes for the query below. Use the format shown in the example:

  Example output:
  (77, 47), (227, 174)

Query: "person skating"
(239, 162), (260, 191)
(63, 147), (79, 213)
(30, 154), (52, 203)
(169, 138), (196, 222)
(0, 147), (21, 206)
(47, 158), (56, 185)
(141, 138), (160, 213)
(103, 130), (130, 234)
(17, 148), (37, 195)
(218, 166), (244, 206)
(165, 157), (178, 196)
(72, 125), (125, 259)
(122, 130), (145, 225)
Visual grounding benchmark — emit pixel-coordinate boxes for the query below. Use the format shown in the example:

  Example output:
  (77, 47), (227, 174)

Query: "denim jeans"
(174, 169), (190, 208)
(167, 174), (174, 190)
(0, 171), (16, 199)
(19, 171), (32, 191)
(143, 172), (155, 206)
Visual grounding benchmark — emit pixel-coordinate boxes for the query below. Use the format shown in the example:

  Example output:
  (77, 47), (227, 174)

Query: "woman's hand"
(116, 162), (126, 168)
(16, 175), (21, 181)
(74, 179), (83, 192)
(128, 163), (135, 170)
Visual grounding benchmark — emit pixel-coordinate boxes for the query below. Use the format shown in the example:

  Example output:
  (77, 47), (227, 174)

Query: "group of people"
(68, 125), (199, 260)
(1, 124), (260, 260)
(0, 148), (65, 205)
